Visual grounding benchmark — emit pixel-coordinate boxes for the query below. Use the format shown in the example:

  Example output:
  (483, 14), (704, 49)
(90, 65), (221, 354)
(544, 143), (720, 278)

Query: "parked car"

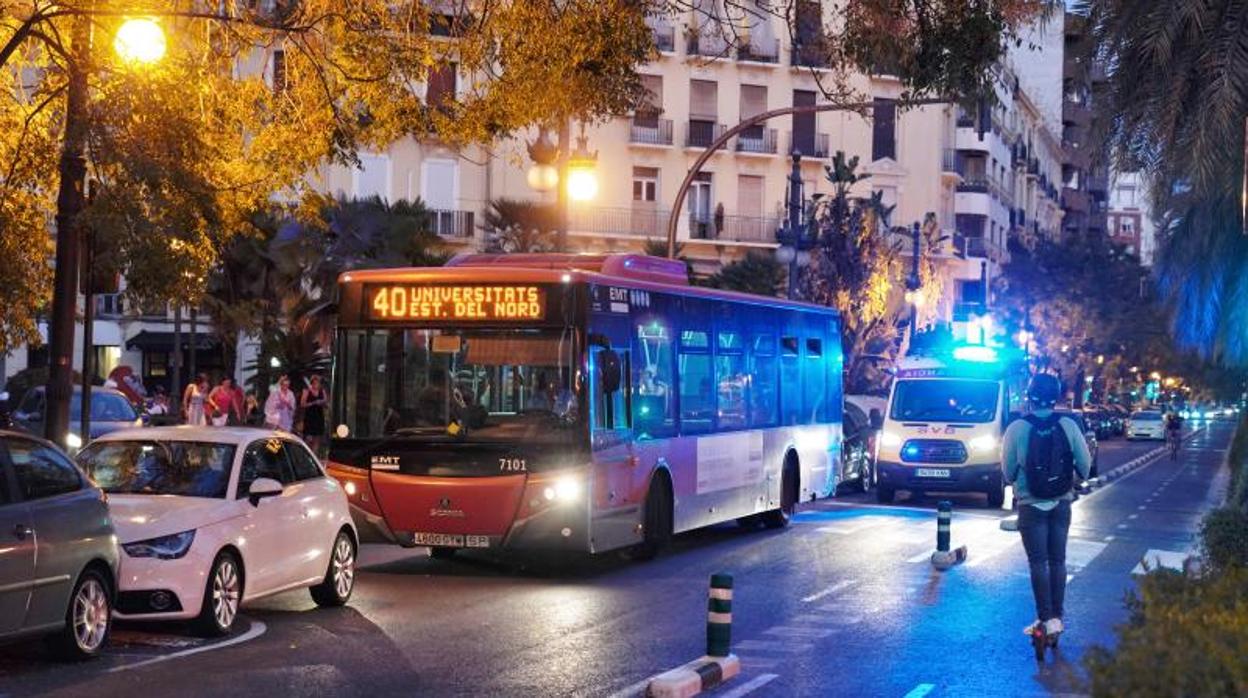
(1107, 404), (1129, 436)
(1056, 410), (1099, 478)
(0, 430), (118, 658)
(841, 395), (885, 492)
(76, 426), (357, 636)
(1127, 410), (1166, 440)
(13, 386), (144, 450)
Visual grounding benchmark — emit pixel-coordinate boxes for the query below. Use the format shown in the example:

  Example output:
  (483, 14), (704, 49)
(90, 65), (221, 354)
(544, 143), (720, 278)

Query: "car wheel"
(633, 475), (674, 560)
(429, 547), (458, 560)
(987, 477), (1006, 508)
(857, 461), (873, 493)
(195, 551), (242, 637)
(311, 529), (356, 607)
(761, 456), (798, 529)
(52, 567), (112, 660)
(876, 486), (896, 504)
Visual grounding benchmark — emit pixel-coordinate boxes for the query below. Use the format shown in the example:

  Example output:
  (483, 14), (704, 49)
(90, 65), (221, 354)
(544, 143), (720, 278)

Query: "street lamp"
(526, 130), (559, 193)
(774, 152), (814, 299)
(566, 132), (599, 203)
(114, 18), (167, 64)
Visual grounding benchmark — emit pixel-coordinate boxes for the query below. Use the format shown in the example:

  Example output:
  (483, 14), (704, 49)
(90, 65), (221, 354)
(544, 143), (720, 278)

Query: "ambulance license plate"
(915, 468), (951, 478)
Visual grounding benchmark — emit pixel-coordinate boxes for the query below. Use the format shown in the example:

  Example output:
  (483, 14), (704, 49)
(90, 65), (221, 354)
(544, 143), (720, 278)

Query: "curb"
(646, 654), (741, 698)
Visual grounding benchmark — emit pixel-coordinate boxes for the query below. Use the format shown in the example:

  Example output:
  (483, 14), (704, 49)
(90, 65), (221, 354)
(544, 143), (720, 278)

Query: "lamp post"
(46, 17), (166, 447)
(774, 152), (814, 299)
(526, 123), (597, 253)
(905, 221), (921, 340)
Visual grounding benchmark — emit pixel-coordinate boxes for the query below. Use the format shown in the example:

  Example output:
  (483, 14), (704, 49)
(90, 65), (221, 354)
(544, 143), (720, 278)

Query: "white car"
(1127, 410), (1166, 440)
(76, 426), (357, 635)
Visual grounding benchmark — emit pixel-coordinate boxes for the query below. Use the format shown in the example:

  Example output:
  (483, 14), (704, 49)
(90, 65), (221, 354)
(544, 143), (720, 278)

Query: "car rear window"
(1133, 412), (1162, 421)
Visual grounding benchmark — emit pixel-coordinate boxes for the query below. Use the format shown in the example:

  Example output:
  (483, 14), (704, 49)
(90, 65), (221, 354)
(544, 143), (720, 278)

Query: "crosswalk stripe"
(762, 626), (835, 638)
(736, 639), (813, 653)
(716, 673), (780, 698)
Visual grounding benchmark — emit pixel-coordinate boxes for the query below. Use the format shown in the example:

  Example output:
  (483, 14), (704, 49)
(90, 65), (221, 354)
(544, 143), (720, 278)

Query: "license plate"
(915, 468), (951, 478)
(412, 532), (491, 548)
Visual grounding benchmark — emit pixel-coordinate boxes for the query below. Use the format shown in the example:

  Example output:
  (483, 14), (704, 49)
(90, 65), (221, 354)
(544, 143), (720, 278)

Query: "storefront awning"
(125, 330), (221, 352)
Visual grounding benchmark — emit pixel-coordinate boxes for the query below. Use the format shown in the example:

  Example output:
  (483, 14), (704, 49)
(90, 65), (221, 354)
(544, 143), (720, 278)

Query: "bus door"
(587, 316), (637, 549)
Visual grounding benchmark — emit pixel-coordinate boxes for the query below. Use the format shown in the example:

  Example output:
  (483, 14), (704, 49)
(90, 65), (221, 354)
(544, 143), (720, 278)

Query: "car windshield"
(1133, 412), (1162, 421)
(890, 379), (1000, 423)
(335, 327), (582, 443)
(78, 440), (236, 498)
(18, 391), (136, 422)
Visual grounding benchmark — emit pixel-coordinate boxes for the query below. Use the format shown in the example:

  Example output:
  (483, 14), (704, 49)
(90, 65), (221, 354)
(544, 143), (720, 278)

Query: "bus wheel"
(634, 476), (673, 561)
(762, 456), (798, 529)
(876, 486), (896, 504)
(429, 547), (458, 560)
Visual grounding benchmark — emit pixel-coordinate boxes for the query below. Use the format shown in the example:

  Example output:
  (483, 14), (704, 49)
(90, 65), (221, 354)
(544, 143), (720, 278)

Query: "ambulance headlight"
(879, 431), (902, 448)
(969, 434), (998, 454)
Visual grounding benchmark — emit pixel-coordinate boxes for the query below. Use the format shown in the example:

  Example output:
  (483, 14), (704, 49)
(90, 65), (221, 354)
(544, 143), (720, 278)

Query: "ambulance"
(875, 345), (1027, 508)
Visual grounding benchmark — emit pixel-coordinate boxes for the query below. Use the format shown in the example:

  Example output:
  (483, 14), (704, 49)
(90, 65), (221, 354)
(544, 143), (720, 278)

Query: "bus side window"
(749, 334), (778, 428)
(678, 330), (714, 434)
(805, 337), (827, 423)
(780, 336), (801, 425)
(633, 320), (676, 438)
(716, 330), (747, 431)
(592, 347), (630, 435)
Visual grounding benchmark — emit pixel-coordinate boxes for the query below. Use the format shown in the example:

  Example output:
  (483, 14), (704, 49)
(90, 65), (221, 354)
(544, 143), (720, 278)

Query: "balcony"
(430, 209), (475, 238)
(787, 131), (830, 158)
(95, 293), (125, 319)
(1062, 101), (1092, 127)
(952, 301), (987, 322)
(651, 24), (675, 53)
(790, 42), (830, 68)
(686, 120), (727, 148)
(569, 207), (669, 238)
(957, 178), (990, 194)
(687, 213), (780, 243)
(942, 148), (960, 175)
(686, 30), (729, 58)
(630, 117), (674, 146)
(736, 128), (778, 155)
(737, 37), (780, 64)
(958, 236), (1002, 261)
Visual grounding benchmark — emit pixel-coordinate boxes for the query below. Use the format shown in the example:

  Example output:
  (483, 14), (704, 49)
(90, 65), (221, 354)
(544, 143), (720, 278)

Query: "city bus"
(324, 253), (843, 557)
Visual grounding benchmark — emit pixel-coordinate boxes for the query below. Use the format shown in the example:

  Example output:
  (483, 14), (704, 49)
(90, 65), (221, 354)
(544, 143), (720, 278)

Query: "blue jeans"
(1017, 500), (1072, 622)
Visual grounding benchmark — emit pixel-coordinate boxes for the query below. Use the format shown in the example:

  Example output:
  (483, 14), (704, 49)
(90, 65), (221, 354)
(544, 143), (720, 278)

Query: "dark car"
(1056, 410), (1099, 478)
(839, 397), (884, 492)
(13, 386), (143, 449)
(0, 430), (119, 658)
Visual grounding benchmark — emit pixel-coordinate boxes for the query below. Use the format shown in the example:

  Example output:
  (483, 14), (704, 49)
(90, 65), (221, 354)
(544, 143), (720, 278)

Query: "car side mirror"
(247, 477), (283, 506)
(868, 409), (883, 430)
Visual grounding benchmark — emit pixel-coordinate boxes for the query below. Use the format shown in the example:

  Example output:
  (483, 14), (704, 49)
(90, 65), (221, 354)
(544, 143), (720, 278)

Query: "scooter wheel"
(1031, 629), (1047, 661)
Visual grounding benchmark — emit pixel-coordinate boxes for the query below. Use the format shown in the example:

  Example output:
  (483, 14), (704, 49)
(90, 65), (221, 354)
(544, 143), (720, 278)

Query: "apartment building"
(1061, 12), (1110, 239)
(1107, 171), (1157, 266)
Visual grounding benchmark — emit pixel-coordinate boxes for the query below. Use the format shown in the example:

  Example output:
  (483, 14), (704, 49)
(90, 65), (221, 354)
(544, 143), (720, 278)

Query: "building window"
(271, 48), (286, 94)
(871, 98), (896, 161)
(354, 153), (390, 201)
(633, 167), (659, 203)
(426, 62), (458, 108)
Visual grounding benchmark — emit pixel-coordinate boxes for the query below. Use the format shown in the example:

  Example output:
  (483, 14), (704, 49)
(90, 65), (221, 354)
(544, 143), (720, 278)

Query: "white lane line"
(1103, 535), (1115, 542)
(1117, 523), (1129, 529)
(812, 609), (864, 623)
(1128, 514), (1139, 520)
(907, 549), (934, 563)
(736, 639), (813, 653)
(717, 673), (780, 698)
(1137, 505), (1146, 510)
(763, 626), (835, 639)
(801, 579), (856, 603)
(818, 500), (1006, 520)
(1066, 574), (1074, 584)
(106, 620), (266, 674)
(740, 657), (784, 669)
(1131, 549), (1190, 575)
(903, 683), (936, 698)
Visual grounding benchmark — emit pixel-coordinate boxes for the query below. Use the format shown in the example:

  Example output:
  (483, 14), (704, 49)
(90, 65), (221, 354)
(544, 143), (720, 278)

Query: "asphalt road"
(0, 422), (1231, 698)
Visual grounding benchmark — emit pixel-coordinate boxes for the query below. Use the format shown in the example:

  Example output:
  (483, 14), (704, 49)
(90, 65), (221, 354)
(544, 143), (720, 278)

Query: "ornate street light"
(566, 131), (599, 203)
(775, 152), (814, 299)
(114, 18), (167, 64)
(525, 129), (559, 193)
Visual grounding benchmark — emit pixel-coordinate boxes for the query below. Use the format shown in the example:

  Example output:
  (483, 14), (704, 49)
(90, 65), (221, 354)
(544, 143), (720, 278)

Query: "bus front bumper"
(877, 461), (1002, 493)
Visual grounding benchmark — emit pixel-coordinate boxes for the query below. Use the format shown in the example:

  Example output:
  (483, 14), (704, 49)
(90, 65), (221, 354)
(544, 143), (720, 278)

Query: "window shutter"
(690, 80), (718, 120)
(739, 85), (767, 122)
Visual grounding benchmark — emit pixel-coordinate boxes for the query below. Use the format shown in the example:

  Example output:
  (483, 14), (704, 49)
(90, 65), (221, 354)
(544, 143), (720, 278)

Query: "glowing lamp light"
(526, 163), (559, 193)
(952, 345), (998, 363)
(904, 289), (925, 308)
(567, 165), (599, 202)
(115, 18), (166, 64)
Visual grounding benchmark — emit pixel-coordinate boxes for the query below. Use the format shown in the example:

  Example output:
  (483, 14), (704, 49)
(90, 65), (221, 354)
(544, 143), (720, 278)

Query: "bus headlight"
(879, 431), (902, 448)
(969, 434), (998, 454)
(544, 477), (580, 503)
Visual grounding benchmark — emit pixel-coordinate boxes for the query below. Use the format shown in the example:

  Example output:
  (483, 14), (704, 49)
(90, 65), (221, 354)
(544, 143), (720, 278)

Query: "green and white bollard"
(931, 500), (967, 570)
(706, 573), (733, 657)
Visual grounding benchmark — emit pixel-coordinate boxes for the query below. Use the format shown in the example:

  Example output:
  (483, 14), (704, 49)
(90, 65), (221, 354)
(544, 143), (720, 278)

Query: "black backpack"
(1023, 414), (1075, 498)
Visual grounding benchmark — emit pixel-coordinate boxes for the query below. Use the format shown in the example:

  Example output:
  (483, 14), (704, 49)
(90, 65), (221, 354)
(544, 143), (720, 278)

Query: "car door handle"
(13, 524), (33, 540)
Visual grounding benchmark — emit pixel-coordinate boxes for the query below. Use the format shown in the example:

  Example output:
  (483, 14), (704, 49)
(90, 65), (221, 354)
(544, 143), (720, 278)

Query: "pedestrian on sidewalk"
(264, 374), (297, 432)
(1002, 373), (1092, 641)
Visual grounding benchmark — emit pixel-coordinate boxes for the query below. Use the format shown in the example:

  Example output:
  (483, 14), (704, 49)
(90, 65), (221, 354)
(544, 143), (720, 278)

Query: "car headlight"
(65, 432), (82, 450)
(543, 477), (581, 503)
(879, 431), (902, 448)
(969, 434), (998, 454)
(122, 530), (196, 560)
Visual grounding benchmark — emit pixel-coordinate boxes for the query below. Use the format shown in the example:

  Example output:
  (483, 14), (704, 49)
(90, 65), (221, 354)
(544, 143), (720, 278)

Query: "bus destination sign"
(367, 285), (546, 321)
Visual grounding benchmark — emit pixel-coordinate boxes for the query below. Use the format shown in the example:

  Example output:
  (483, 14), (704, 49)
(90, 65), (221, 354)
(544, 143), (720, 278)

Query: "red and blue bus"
(325, 254), (844, 557)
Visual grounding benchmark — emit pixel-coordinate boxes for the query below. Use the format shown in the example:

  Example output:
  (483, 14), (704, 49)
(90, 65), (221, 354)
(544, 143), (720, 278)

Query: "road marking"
(1067, 540), (1109, 572)
(736, 639), (813, 653)
(1103, 535), (1115, 542)
(1132, 549), (1189, 575)
(106, 620), (266, 674)
(907, 549), (934, 563)
(1066, 574), (1074, 583)
(801, 579), (856, 603)
(741, 657), (784, 669)
(1117, 523), (1129, 529)
(1128, 514), (1138, 520)
(903, 683), (936, 698)
(716, 673), (780, 698)
(818, 500), (1005, 520)
(763, 626), (835, 639)
(812, 609), (864, 623)
(1137, 505), (1146, 510)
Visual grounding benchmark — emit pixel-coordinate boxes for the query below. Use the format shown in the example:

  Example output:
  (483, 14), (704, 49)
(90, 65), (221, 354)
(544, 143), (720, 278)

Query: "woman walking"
(264, 374), (297, 432)
(301, 375), (329, 454)
(182, 374), (210, 426)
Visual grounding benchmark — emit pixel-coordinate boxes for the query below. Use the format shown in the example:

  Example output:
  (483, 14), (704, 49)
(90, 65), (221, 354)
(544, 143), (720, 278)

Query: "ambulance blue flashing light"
(952, 345), (999, 363)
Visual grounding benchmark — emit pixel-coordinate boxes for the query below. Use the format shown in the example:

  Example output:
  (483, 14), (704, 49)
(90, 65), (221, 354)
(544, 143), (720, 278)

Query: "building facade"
(1061, 12), (1110, 239)
(1107, 171), (1157, 266)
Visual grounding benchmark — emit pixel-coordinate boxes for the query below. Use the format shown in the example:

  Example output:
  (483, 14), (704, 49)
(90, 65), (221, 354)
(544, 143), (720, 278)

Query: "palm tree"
(479, 198), (558, 253)
(1082, 1), (1248, 364)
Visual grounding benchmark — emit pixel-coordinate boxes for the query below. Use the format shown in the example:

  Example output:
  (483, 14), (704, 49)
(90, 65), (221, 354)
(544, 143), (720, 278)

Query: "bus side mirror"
(598, 349), (622, 394)
(868, 409), (883, 430)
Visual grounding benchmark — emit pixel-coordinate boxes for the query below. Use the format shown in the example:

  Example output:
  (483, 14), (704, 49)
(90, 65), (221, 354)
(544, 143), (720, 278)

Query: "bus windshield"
(335, 327), (582, 443)
(890, 379), (1000, 423)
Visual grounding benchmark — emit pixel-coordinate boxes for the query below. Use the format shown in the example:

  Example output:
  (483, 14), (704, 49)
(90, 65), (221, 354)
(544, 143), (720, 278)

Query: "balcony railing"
(737, 38), (780, 63)
(736, 128), (778, 154)
(686, 30), (729, 58)
(787, 131), (830, 158)
(430, 209), (475, 238)
(956, 178), (990, 194)
(791, 42), (830, 68)
(686, 213), (780, 242)
(630, 117), (674, 146)
(652, 24), (675, 52)
(568, 207), (669, 238)
(942, 148), (959, 174)
(686, 120), (727, 148)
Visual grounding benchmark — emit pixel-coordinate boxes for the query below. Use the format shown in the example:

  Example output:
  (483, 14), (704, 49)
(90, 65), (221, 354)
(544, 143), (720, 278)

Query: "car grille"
(900, 439), (968, 464)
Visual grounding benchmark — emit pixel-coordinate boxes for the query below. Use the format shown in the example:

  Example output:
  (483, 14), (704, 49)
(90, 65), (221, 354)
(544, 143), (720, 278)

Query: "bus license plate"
(413, 533), (492, 548)
(915, 468), (951, 478)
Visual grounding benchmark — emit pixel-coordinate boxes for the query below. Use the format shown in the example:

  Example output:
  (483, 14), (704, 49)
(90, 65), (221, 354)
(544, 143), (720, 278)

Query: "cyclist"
(1002, 373), (1092, 644)
(1165, 409), (1183, 459)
